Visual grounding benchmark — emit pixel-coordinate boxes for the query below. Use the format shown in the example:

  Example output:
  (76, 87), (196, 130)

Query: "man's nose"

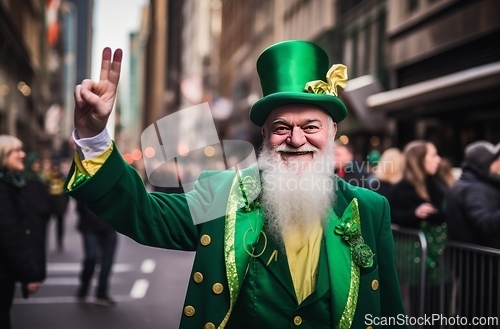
(287, 127), (306, 147)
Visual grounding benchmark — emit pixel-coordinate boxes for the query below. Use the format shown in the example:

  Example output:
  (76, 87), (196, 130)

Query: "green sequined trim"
(218, 171), (241, 329)
(337, 255), (360, 329)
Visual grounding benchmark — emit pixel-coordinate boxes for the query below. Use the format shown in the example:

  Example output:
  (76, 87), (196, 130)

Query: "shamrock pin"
(334, 198), (375, 269)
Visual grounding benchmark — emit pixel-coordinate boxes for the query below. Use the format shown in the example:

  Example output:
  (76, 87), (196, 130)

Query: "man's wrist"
(75, 127), (104, 139)
(72, 129), (112, 160)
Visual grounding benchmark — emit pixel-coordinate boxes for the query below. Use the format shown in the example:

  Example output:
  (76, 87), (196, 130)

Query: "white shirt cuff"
(72, 129), (112, 160)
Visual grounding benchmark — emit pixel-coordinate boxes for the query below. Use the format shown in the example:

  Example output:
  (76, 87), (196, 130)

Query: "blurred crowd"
(335, 137), (500, 323)
(334, 138), (500, 250)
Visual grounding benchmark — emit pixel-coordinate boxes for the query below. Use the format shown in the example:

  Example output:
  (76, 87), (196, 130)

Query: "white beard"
(257, 140), (336, 247)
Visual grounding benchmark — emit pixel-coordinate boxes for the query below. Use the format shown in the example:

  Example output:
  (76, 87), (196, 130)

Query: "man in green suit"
(66, 40), (408, 328)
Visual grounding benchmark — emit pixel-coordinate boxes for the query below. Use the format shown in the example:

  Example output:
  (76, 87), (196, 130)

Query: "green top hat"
(249, 40), (348, 127)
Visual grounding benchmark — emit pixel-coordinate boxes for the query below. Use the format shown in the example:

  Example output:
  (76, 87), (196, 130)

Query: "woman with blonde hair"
(369, 147), (405, 200)
(0, 135), (46, 328)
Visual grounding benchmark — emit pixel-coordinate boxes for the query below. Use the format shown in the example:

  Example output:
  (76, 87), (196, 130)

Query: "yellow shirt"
(283, 222), (323, 304)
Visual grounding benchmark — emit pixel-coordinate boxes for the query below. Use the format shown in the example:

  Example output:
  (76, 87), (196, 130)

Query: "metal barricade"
(391, 224), (428, 326)
(392, 225), (500, 328)
(441, 241), (500, 328)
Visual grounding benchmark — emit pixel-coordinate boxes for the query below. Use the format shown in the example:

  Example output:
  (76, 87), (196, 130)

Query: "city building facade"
(367, 0), (500, 163)
(0, 0), (51, 152)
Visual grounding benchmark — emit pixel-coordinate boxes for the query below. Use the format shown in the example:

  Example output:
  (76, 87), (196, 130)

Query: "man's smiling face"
(262, 104), (336, 170)
(258, 104), (338, 243)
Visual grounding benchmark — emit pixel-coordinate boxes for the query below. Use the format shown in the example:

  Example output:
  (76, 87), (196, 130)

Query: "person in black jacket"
(447, 141), (500, 248)
(75, 201), (118, 307)
(446, 141), (500, 324)
(0, 135), (46, 329)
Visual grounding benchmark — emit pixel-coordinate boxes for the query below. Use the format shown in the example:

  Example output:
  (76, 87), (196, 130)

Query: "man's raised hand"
(74, 47), (122, 138)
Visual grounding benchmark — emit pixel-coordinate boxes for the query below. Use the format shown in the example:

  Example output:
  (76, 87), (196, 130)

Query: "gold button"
(293, 315), (302, 326)
(371, 279), (379, 291)
(193, 272), (203, 283)
(200, 234), (211, 246)
(184, 305), (195, 317)
(367, 326), (373, 329)
(204, 323), (216, 329)
(25, 229), (31, 235)
(212, 283), (224, 294)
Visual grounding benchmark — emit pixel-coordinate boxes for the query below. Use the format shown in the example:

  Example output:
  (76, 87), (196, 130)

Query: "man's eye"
(303, 125), (319, 131)
(274, 127), (289, 132)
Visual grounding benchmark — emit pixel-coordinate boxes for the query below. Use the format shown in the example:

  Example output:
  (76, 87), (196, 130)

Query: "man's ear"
(261, 127), (266, 140)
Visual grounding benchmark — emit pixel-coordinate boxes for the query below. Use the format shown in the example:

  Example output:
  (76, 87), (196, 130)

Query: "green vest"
(227, 229), (331, 329)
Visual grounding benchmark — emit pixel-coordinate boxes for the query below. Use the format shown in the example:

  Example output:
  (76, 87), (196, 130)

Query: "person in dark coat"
(446, 141), (500, 324)
(75, 201), (118, 307)
(22, 153), (51, 246)
(447, 141), (500, 248)
(0, 135), (46, 329)
(45, 159), (70, 251)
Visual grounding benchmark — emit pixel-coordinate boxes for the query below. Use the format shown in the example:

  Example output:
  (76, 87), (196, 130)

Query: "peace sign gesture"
(74, 47), (122, 138)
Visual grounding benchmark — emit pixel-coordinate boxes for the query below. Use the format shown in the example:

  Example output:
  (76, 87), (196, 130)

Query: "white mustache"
(274, 144), (319, 153)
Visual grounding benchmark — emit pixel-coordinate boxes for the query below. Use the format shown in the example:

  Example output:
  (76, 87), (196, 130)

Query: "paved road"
(11, 199), (195, 329)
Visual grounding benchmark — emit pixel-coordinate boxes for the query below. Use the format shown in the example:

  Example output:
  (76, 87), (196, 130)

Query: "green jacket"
(66, 147), (408, 328)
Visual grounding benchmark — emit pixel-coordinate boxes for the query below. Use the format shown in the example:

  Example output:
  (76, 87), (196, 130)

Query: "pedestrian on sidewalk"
(45, 159), (70, 251)
(0, 135), (46, 329)
(75, 201), (118, 307)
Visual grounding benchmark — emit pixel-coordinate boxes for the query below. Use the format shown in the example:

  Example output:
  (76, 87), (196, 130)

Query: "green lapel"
(219, 170), (264, 329)
(326, 190), (352, 328)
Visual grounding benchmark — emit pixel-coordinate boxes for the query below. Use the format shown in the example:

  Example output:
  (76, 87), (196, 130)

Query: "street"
(11, 199), (195, 329)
